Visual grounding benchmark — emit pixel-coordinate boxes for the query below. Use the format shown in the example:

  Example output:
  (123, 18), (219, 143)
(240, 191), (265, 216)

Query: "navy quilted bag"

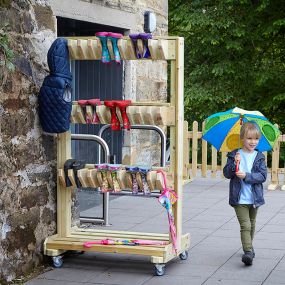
(39, 38), (72, 133)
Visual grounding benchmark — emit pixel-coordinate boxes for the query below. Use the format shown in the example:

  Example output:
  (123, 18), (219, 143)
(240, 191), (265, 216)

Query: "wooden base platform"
(44, 228), (190, 264)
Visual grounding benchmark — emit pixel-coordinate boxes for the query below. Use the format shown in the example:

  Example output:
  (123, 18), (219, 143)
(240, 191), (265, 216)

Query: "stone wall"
(0, 1), (57, 283)
(0, 0), (167, 283)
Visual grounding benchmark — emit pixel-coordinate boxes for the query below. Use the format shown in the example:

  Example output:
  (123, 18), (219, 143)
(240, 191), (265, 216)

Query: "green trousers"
(234, 205), (258, 252)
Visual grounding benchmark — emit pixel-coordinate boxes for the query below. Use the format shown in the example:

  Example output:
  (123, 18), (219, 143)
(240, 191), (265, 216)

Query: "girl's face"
(242, 131), (260, 152)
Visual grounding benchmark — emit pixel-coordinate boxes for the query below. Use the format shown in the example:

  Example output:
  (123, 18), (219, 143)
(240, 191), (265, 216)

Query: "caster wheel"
(52, 256), (63, 268)
(179, 251), (188, 260)
(154, 264), (165, 276)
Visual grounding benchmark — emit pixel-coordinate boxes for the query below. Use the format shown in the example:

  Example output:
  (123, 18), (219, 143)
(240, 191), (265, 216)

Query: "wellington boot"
(104, 101), (121, 130)
(242, 251), (254, 266)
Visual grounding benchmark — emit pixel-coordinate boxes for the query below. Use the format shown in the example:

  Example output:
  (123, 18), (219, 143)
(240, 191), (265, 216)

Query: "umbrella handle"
(235, 160), (240, 172)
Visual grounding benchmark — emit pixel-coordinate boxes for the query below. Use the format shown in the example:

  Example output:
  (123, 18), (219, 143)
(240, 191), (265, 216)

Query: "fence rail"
(186, 121), (285, 190)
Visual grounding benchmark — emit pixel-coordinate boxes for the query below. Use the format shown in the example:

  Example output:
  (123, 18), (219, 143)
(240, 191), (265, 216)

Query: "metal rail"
(98, 124), (166, 167)
(71, 134), (110, 225)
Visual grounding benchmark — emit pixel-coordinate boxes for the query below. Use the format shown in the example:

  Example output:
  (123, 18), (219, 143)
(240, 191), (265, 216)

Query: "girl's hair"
(240, 121), (261, 139)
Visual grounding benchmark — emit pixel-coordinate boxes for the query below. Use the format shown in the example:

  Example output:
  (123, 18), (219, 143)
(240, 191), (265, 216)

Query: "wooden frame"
(44, 37), (190, 271)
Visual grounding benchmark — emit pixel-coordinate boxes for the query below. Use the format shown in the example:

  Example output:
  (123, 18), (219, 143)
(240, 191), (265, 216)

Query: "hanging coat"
(38, 38), (72, 133)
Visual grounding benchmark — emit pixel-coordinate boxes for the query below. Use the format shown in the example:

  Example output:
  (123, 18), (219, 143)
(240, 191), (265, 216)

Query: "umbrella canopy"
(202, 107), (280, 152)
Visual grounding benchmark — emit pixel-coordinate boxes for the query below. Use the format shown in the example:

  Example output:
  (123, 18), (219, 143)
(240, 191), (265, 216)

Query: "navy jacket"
(223, 149), (267, 207)
(38, 38), (72, 133)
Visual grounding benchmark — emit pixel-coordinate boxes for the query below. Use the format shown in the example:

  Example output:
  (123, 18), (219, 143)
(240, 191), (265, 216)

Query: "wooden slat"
(201, 121), (207, 177)
(221, 152), (227, 178)
(87, 39), (101, 60)
(57, 169), (66, 187)
(72, 229), (170, 240)
(268, 139), (280, 190)
(96, 105), (111, 124)
(46, 239), (166, 256)
(183, 121), (189, 179)
(67, 40), (77, 59)
(77, 39), (87, 60)
(77, 169), (90, 188)
(131, 102), (170, 107)
(211, 146), (217, 178)
(173, 37), (184, 251)
(87, 169), (100, 188)
(191, 121), (198, 178)
(75, 105), (86, 123)
(67, 169), (76, 187)
(57, 132), (72, 237)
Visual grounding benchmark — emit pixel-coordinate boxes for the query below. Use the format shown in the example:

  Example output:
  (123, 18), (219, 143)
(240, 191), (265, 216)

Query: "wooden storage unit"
(44, 36), (190, 275)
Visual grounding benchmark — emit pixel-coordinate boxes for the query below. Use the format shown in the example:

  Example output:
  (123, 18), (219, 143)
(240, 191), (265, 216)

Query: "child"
(223, 121), (267, 266)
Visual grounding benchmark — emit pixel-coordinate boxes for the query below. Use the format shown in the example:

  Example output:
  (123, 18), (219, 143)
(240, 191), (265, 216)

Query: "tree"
(169, 0), (285, 132)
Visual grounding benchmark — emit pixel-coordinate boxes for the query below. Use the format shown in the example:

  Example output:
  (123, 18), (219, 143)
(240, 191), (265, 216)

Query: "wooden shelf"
(67, 38), (176, 61)
(58, 166), (174, 191)
(71, 102), (175, 126)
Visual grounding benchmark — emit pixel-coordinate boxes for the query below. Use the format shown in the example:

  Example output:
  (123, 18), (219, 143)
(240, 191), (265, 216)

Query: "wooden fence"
(184, 121), (285, 190)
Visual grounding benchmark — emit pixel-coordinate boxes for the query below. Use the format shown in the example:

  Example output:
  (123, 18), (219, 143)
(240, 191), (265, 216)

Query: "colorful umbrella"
(202, 107), (280, 152)
(157, 170), (178, 252)
(83, 239), (168, 248)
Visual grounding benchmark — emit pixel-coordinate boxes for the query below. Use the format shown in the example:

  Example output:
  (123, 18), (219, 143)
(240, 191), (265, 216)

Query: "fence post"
(183, 121), (189, 179)
(268, 136), (280, 190)
(192, 121), (198, 178)
(211, 146), (217, 178)
(201, 121), (207, 177)
(221, 152), (227, 178)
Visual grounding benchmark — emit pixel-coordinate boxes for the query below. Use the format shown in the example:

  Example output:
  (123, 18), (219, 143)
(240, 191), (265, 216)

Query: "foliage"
(169, 0), (285, 132)
(0, 0), (12, 8)
(0, 23), (15, 73)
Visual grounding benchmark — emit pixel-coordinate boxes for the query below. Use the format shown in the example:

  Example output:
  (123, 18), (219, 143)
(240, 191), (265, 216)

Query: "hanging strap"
(156, 170), (178, 203)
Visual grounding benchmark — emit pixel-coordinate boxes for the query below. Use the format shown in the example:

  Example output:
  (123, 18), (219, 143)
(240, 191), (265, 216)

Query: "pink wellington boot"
(87, 99), (101, 124)
(104, 101), (121, 131)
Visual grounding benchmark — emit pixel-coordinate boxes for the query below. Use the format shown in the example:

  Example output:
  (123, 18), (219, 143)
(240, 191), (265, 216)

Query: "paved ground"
(25, 174), (285, 285)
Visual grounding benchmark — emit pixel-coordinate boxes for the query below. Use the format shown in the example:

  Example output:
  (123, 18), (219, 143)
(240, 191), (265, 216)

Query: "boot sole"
(242, 255), (253, 266)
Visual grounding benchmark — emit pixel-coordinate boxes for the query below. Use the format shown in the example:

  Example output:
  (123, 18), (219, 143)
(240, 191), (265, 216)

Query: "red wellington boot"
(104, 101), (121, 131)
(87, 99), (101, 124)
(78, 100), (91, 123)
(114, 100), (132, 130)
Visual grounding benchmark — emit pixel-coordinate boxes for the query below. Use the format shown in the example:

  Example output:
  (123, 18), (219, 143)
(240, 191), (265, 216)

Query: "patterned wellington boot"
(129, 34), (141, 58)
(139, 33), (152, 58)
(108, 164), (121, 192)
(96, 164), (110, 192)
(78, 100), (91, 123)
(126, 166), (139, 194)
(104, 101), (121, 130)
(138, 166), (151, 195)
(95, 32), (111, 64)
(87, 99), (101, 124)
(108, 32), (123, 64)
(114, 100), (132, 130)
